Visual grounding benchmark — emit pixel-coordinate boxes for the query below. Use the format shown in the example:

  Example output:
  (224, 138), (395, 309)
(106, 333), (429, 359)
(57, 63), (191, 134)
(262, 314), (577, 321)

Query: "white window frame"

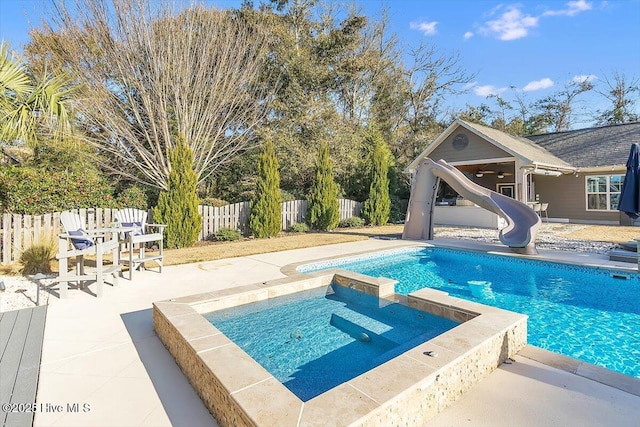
(585, 174), (624, 211)
(496, 183), (515, 198)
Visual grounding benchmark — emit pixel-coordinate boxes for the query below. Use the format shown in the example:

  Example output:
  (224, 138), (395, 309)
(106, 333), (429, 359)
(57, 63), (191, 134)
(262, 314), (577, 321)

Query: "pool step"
(329, 314), (398, 352)
(331, 304), (423, 344)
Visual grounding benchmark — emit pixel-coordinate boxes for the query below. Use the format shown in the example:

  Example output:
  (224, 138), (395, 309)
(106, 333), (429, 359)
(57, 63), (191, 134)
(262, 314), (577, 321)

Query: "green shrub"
(250, 139), (282, 238)
(153, 140), (202, 248)
(0, 165), (115, 215)
(280, 189), (297, 202)
(115, 185), (148, 210)
(362, 130), (391, 226)
(307, 142), (339, 231)
(287, 222), (309, 233)
(199, 197), (229, 207)
(19, 241), (56, 275)
(214, 227), (242, 241)
(339, 217), (365, 228)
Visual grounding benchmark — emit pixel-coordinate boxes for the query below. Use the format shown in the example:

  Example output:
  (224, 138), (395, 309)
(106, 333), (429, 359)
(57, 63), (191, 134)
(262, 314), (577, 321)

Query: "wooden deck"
(0, 306), (47, 427)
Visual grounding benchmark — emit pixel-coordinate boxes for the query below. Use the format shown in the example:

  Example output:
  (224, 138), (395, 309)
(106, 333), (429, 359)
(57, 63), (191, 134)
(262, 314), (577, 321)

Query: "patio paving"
(28, 238), (640, 426)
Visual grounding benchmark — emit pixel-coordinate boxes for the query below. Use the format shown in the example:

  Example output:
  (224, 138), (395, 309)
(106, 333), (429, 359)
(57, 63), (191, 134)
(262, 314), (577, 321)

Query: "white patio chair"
(539, 203), (549, 221)
(114, 208), (165, 280)
(56, 211), (121, 298)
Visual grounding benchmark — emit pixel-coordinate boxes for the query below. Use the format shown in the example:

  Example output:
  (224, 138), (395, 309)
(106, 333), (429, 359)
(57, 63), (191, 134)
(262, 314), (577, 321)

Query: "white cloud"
(410, 21), (438, 36)
(522, 78), (554, 91)
(463, 82), (478, 91)
(573, 74), (597, 83)
(543, 0), (592, 17)
(481, 5), (538, 40)
(474, 85), (507, 97)
(478, 1), (592, 41)
(463, 31), (474, 39)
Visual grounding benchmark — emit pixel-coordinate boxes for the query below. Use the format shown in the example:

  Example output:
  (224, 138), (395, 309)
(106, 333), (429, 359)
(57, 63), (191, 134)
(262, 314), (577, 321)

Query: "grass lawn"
(73, 223), (640, 266)
(163, 231), (371, 265)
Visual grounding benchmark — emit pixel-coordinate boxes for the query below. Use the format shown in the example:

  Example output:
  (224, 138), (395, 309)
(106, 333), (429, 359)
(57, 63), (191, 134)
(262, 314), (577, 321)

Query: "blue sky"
(2, 0), (639, 128)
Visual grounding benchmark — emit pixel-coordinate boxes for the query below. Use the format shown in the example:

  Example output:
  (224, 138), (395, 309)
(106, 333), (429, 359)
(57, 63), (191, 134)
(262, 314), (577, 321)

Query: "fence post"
(23, 215), (32, 250)
(207, 205), (214, 240)
(34, 215), (42, 245)
(43, 213), (52, 242)
(96, 208), (103, 229)
(53, 212), (61, 238)
(13, 214), (21, 264)
(2, 214), (11, 265)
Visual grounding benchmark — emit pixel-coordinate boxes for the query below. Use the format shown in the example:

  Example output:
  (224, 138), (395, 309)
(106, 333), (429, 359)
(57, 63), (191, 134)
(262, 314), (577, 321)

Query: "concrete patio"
(29, 239), (640, 426)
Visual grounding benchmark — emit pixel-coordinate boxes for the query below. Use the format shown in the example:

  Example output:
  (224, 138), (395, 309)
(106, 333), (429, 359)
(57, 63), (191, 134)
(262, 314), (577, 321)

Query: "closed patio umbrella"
(618, 143), (640, 219)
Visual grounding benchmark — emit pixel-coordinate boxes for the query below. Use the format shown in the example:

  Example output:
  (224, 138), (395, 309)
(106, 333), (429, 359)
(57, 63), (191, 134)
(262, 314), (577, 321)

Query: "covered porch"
(407, 120), (575, 229)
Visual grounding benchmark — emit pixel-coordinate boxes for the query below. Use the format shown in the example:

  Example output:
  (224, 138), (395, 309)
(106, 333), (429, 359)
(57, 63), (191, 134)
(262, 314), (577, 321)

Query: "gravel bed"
(0, 275), (56, 313)
(435, 223), (617, 254)
(0, 223), (621, 313)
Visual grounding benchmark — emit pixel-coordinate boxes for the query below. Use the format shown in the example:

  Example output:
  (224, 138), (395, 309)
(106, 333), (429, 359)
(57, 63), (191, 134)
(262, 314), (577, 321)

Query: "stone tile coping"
(283, 239), (640, 277)
(154, 269), (527, 427)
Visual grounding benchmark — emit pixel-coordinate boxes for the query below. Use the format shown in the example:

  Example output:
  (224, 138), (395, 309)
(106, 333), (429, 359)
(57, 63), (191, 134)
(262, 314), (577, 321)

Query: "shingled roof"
(408, 120), (640, 173)
(526, 122), (640, 169)
(460, 120), (572, 169)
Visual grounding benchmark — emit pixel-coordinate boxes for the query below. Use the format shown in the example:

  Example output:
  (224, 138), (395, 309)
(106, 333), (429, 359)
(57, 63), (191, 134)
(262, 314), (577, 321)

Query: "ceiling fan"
(496, 170), (513, 179)
(474, 167), (495, 177)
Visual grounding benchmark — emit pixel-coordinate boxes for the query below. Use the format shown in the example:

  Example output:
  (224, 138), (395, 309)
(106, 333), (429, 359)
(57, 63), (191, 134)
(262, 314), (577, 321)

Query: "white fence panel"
(1, 199), (362, 263)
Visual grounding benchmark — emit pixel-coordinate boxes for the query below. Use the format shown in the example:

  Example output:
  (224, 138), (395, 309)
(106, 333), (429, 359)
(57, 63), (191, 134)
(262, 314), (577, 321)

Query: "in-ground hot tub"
(153, 270), (527, 427)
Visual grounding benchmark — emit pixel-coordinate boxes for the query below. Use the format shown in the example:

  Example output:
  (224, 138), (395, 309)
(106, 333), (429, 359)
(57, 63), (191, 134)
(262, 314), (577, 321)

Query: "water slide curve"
(402, 158), (541, 255)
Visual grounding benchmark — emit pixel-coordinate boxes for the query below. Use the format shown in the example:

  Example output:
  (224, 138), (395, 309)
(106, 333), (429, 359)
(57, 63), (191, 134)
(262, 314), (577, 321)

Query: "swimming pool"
(205, 284), (458, 401)
(300, 247), (640, 378)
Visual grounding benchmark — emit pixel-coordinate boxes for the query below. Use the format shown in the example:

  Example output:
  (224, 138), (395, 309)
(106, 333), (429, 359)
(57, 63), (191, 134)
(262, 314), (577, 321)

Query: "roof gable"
(407, 119), (572, 171)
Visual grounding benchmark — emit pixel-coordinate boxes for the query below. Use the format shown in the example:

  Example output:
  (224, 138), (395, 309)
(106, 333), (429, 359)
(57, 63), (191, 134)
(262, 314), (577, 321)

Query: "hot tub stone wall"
(153, 272), (527, 427)
(355, 312), (527, 426)
(331, 272), (397, 298)
(153, 305), (256, 427)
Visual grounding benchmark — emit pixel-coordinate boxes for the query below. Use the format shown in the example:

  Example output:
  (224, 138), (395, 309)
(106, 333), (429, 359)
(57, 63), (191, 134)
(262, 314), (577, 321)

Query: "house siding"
(534, 170), (625, 223)
(429, 129), (511, 163)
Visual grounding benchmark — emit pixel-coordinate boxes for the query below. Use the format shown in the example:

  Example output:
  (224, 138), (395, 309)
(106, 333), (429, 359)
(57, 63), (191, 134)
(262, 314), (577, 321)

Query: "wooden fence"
(197, 199), (362, 240)
(1, 199), (362, 264)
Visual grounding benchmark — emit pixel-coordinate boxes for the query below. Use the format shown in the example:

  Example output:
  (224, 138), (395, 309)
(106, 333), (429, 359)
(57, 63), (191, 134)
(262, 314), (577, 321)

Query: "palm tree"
(0, 42), (75, 149)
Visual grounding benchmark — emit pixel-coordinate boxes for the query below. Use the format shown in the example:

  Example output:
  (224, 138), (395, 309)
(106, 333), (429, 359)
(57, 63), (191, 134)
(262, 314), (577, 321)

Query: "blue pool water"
(300, 247), (640, 378)
(204, 285), (458, 401)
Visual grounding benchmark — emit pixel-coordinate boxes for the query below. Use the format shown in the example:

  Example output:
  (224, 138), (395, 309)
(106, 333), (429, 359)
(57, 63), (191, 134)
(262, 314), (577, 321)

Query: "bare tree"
(404, 43), (476, 133)
(594, 72), (639, 125)
(532, 78), (593, 132)
(42, 0), (273, 189)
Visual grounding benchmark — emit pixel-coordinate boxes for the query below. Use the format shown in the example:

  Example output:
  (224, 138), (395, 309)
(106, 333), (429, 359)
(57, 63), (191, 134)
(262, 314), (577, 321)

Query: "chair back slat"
(60, 211), (86, 232)
(115, 209), (148, 227)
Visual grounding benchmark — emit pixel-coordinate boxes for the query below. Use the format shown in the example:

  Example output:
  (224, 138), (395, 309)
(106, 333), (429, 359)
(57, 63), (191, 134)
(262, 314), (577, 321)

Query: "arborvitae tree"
(308, 141), (340, 231)
(250, 139), (282, 238)
(362, 130), (391, 225)
(153, 139), (202, 248)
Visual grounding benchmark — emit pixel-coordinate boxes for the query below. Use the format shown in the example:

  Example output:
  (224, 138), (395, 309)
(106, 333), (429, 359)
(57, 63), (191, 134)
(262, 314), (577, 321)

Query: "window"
(586, 175), (624, 211)
(496, 183), (515, 198)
